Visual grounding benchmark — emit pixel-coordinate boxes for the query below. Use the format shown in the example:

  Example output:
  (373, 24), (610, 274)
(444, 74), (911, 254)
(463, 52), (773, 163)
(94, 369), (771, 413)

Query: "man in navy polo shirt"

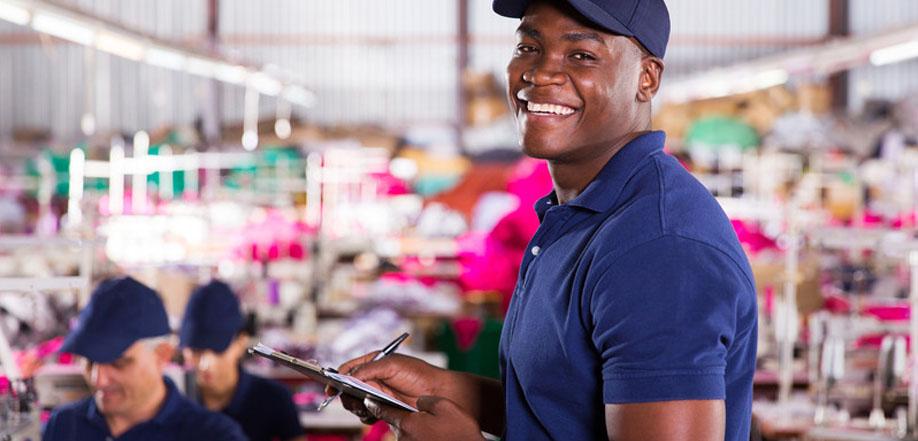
(334, 0), (757, 440)
(43, 277), (247, 441)
(180, 280), (306, 441)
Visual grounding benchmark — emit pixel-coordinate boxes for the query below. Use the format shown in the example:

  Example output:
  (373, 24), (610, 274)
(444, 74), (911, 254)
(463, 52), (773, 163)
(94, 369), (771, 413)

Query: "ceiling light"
(274, 118), (292, 140)
(214, 63), (249, 85)
(0, 2), (30, 26)
(187, 57), (216, 78)
(242, 131), (258, 151)
(870, 40), (918, 66)
(96, 30), (144, 61)
(32, 12), (94, 46)
(283, 85), (316, 107)
(249, 72), (283, 96)
(146, 46), (186, 71)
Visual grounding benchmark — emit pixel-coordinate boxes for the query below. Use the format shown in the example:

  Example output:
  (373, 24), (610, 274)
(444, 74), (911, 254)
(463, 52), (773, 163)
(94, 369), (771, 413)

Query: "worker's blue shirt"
(499, 131), (757, 441)
(200, 368), (305, 441)
(43, 377), (247, 441)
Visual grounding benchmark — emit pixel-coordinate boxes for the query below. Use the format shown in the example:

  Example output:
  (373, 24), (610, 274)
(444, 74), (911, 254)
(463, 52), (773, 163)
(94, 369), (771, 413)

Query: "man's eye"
(515, 45), (537, 54)
(572, 52), (596, 61)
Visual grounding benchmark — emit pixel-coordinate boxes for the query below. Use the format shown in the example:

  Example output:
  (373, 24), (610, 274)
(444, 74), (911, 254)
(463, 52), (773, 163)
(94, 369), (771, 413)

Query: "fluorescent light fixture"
(80, 113), (95, 136)
(870, 40), (918, 66)
(751, 69), (788, 89)
(146, 46), (186, 71)
(96, 31), (145, 61)
(0, 2), (31, 26)
(31, 12), (94, 46)
(67, 148), (85, 227)
(242, 130), (258, 151)
(187, 57), (216, 78)
(132, 131), (150, 213)
(283, 85), (316, 107)
(275, 118), (292, 140)
(214, 63), (249, 85)
(109, 141), (125, 215)
(249, 72), (283, 96)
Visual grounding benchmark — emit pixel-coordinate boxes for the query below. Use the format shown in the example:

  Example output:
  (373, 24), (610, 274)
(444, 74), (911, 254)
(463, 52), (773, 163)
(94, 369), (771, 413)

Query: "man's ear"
(231, 334), (250, 358)
(637, 56), (664, 102)
(154, 341), (175, 365)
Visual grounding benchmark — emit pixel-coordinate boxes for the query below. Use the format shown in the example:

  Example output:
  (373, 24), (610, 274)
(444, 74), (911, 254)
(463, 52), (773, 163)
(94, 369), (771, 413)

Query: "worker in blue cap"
(180, 280), (305, 441)
(334, 1), (757, 441)
(43, 276), (247, 441)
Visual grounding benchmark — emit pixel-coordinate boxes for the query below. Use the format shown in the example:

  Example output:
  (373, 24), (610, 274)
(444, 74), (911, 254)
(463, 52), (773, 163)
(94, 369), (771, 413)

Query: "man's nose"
(522, 57), (566, 86)
(91, 364), (114, 388)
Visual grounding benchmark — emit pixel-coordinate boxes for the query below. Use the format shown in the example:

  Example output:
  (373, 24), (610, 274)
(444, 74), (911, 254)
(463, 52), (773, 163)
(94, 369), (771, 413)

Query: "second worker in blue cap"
(180, 280), (306, 441)
(43, 276), (247, 441)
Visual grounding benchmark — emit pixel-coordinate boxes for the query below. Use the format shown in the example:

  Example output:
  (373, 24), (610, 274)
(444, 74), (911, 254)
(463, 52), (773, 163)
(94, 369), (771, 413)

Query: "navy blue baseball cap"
(60, 277), (171, 364)
(493, 0), (671, 58)
(179, 280), (244, 353)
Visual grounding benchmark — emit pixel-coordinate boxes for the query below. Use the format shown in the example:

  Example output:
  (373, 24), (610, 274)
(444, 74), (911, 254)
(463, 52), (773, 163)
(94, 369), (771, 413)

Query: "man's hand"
(330, 352), (505, 434)
(365, 396), (484, 441)
(330, 353), (458, 424)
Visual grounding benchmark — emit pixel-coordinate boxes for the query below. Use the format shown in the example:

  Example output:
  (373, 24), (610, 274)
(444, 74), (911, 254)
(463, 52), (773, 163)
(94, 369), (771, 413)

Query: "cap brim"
(60, 330), (132, 364)
(493, 0), (633, 37)
(179, 325), (235, 353)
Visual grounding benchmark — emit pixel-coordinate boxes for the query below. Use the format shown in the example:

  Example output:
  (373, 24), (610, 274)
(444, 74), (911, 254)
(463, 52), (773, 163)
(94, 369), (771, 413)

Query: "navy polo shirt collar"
(224, 367), (253, 415)
(85, 376), (184, 431)
(534, 131), (666, 220)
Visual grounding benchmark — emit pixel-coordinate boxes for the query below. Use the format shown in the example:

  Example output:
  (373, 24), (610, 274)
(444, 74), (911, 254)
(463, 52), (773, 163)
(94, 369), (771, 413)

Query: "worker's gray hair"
(139, 334), (176, 351)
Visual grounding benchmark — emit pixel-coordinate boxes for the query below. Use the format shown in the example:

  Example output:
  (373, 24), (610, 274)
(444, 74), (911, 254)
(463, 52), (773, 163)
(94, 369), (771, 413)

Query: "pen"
(372, 332), (410, 362)
(317, 332), (410, 411)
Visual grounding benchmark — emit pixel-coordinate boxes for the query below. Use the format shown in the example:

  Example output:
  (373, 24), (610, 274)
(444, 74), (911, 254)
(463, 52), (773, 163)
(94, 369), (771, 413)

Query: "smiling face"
(82, 341), (168, 418)
(507, 0), (661, 165)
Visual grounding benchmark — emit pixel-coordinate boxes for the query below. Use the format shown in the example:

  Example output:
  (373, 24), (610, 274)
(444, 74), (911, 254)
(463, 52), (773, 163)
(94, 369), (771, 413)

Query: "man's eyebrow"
(563, 31), (606, 45)
(515, 25), (606, 46)
(516, 24), (540, 40)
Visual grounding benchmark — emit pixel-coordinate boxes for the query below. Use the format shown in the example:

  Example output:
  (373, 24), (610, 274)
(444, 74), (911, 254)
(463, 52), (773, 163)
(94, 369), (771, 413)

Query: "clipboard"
(248, 343), (418, 412)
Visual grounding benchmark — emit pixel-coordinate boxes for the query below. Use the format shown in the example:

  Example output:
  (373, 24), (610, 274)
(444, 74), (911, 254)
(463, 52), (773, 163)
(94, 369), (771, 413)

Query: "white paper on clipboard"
(249, 343), (418, 412)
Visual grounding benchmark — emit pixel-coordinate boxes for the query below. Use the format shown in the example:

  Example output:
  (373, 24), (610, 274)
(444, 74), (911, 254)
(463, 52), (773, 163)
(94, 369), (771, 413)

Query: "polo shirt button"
(531, 246), (541, 256)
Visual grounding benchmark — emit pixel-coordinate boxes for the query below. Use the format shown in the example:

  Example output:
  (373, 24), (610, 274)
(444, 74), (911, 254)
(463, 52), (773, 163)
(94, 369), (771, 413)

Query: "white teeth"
(526, 101), (575, 116)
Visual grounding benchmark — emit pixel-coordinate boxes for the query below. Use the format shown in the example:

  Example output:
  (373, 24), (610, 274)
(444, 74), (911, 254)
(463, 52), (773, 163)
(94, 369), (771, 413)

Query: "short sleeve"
(586, 235), (749, 404)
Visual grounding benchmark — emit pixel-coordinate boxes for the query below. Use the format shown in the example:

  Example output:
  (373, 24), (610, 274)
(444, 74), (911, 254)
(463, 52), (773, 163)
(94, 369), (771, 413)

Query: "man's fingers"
(348, 355), (405, 383)
(364, 398), (409, 428)
(341, 395), (378, 425)
(337, 351), (381, 374)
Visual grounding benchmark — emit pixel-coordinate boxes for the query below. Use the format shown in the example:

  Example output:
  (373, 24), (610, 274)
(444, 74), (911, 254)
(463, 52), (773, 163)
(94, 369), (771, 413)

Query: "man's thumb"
(364, 398), (406, 426)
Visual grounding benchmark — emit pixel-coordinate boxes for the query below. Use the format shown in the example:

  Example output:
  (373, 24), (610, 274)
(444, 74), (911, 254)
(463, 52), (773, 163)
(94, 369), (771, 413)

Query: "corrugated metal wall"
(1, 1), (918, 141)
(219, 0), (458, 126)
(0, 0), (207, 142)
(848, 0), (918, 111)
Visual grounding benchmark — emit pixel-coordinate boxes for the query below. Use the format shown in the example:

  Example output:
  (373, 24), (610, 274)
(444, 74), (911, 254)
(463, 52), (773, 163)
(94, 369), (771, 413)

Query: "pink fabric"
(863, 304), (910, 321)
(233, 209), (314, 262)
(379, 271), (440, 287)
(823, 295), (850, 314)
(361, 421), (390, 441)
(855, 333), (911, 351)
(458, 158), (552, 313)
(730, 220), (778, 255)
(452, 317), (484, 351)
(368, 172), (410, 196)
